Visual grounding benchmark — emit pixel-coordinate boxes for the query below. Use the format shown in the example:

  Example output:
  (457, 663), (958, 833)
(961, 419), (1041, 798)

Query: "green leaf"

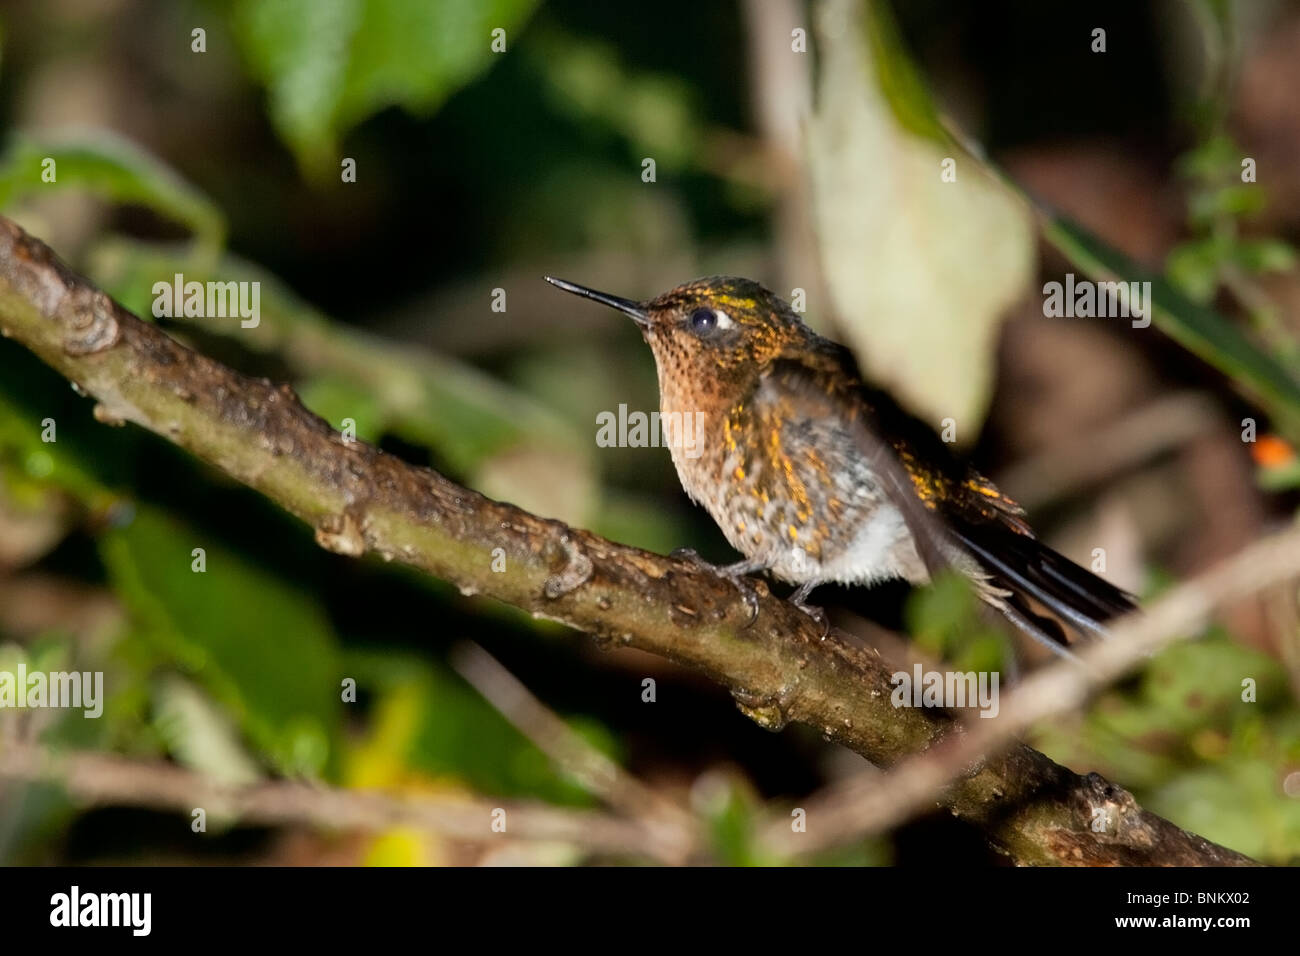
(297, 375), (389, 444)
(1189, 183), (1265, 226)
(904, 571), (1009, 670)
(1165, 238), (1224, 303)
(1234, 238), (1298, 275)
(1175, 133), (1240, 181)
(905, 571), (978, 650)
(533, 29), (701, 170)
(233, 0), (540, 177)
(863, 0), (945, 142)
(0, 339), (130, 512)
(690, 772), (765, 866)
(344, 649), (598, 804)
(0, 132), (225, 256)
(100, 505), (342, 777)
(1150, 755), (1300, 863)
(1256, 457), (1300, 491)
(151, 675), (264, 785)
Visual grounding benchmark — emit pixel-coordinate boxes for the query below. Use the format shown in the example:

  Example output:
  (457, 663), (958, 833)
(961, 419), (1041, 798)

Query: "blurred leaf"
(0, 626), (135, 754)
(0, 341), (129, 517)
(0, 482), (71, 569)
(862, 0), (944, 141)
(808, 0), (1034, 432)
(0, 132), (225, 256)
(470, 444), (596, 526)
(1175, 133), (1240, 181)
(1256, 458), (1300, 491)
(808, 837), (892, 867)
(590, 488), (698, 558)
(1166, 238), (1225, 303)
(534, 29), (700, 170)
(152, 675), (264, 786)
(1138, 638), (1287, 735)
(1150, 755), (1300, 863)
(100, 505), (342, 777)
(690, 771), (766, 866)
(0, 370), (80, 568)
(345, 649), (599, 804)
(1031, 632), (1300, 861)
(1177, 134), (1268, 229)
(1234, 238), (1298, 275)
(297, 375), (388, 444)
(1036, 632), (1286, 783)
(363, 829), (435, 866)
(904, 571), (1009, 671)
(233, 0), (540, 177)
(0, 641), (69, 703)
(1188, 183), (1265, 226)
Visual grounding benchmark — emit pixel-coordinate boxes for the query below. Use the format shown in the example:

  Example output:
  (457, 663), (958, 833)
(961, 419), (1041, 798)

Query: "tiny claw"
(731, 577), (760, 627)
(787, 581), (830, 637)
(671, 548), (764, 628)
(793, 600), (830, 639)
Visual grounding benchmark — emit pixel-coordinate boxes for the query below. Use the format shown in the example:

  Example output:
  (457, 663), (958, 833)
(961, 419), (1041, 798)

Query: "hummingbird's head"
(545, 275), (807, 385)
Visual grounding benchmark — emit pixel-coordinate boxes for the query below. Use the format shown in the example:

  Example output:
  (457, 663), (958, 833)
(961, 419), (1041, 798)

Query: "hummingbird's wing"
(760, 353), (959, 582)
(854, 380), (1139, 642)
(772, 339), (1137, 649)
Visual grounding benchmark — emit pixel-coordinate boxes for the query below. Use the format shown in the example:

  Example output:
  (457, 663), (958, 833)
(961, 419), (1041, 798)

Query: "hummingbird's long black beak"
(544, 276), (649, 327)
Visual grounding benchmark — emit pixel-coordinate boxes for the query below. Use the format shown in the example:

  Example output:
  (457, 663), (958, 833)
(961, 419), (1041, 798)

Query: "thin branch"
(994, 391), (1220, 511)
(0, 215), (1255, 865)
(741, 0), (826, 303)
(448, 641), (699, 852)
(0, 742), (679, 862)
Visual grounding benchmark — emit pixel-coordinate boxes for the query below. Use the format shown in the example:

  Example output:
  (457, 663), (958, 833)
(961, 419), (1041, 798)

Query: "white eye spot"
(714, 310), (734, 330)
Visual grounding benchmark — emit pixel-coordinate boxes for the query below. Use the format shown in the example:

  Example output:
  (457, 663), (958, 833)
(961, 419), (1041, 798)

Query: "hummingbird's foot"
(789, 581), (830, 638)
(671, 548), (765, 626)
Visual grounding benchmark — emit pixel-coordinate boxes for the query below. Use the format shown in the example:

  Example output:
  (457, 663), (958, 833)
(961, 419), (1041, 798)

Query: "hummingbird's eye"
(689, 308), (716, 332)
(688, 307), (733, 335)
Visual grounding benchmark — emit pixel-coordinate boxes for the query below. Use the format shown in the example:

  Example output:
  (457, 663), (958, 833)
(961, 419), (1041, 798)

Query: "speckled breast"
(663, 393), (922, 587)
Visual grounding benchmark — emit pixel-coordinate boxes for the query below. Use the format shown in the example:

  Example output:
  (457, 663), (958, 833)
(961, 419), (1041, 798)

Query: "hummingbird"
(545, 274), (1137, 660)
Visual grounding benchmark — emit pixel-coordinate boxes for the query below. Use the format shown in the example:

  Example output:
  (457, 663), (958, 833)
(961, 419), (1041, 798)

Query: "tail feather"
(948, 518), (1138, 643)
